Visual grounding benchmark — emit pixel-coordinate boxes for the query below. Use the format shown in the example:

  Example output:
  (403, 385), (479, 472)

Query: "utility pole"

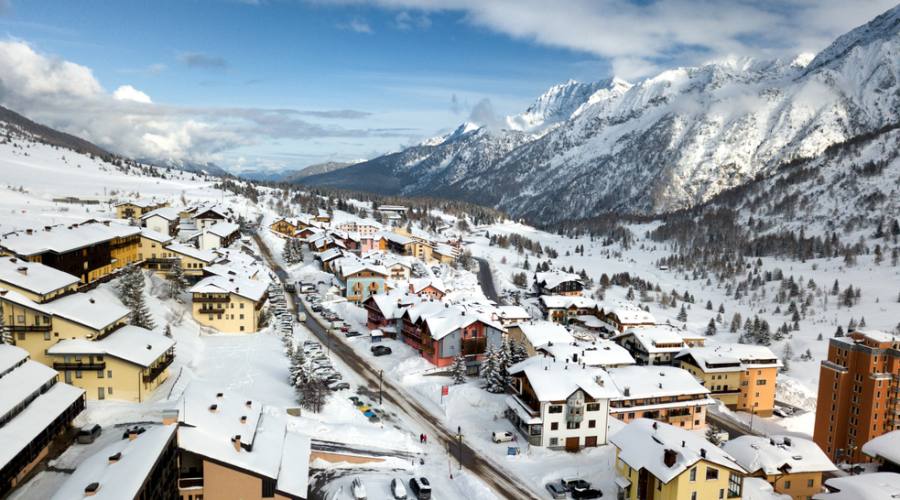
(379, 369), (384, 405)
(457, 426), (463, 471)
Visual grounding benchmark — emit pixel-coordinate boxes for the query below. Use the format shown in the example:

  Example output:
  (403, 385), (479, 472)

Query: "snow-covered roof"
(676, 344), (781, 372)
(340, 262), (389, 279)
(0, 344), (29, 375)
(316, 247), (344, 263)
(204, 262), (259, 281)
(176, 384), (310, 498)
(0, 256), (79, 295)
(611, 419), (745, 484)
(190, 275), (267, 302)
(424, 306), (503, 341)
(814, 473), (900, 500)
(608, 366), (710, 401)
(0, 221), (141, 256)
(192, 206), (230, 219)
(515, 321), (575, 348)
(723, 435), (836, 476)
(742, 477), (790, 500)
(166, 242), (217, 263)
(140, 206), (180, 221)
(863, 430), (900, 464)
(615, 324), (689, 353)
(48, 326), (174, 367)
(0, 360), (58, 419)
(410, 277), (446, 294)
(0, 288), (52, 315)
(854, 329), (900, 344)
(535, 271), (582, 290)
(52, 424), (177, 500)
(139, 227), (174, 244)
(0, 382), (84, 471)
(380, 231), (413, 245)
(433, 243), (458, 257)
(48, 290), (130, 331)
(207, 221), (240, 238)
(537, 340), (635, 367)
(606, 301), (656, 324)
(367, 290), (425, 319)
(116, 199), (163, 209)
(495, 305), (530, 322)
(508, 357), (619, 402)
(539, 295), (598, 309)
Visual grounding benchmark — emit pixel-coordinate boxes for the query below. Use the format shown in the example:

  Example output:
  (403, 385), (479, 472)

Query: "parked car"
(303, 340), (320, 347)
(284, 283), (296, 293)
(390, 477), (408, 499)
(571, 488), (602, 499)
(345, 331), (363, 338)
(408, 477), (431, 500)
(773, 406), (794, 418)
(297, 312), (307, 322)
(340, 325), (351, 333)
(371, 345), (392, 356)
(491, 431), (515, 443)
(351, 477), (367, 500)
(562, 479), (591, 493)
(328, 381), (351, 391)
(545, 483), (567, 499)
(77, 424), (102, 444)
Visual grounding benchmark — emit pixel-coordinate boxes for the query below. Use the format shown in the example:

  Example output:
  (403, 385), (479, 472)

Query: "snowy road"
(254, 232), (541, 500)
(474, 257), (502, 304)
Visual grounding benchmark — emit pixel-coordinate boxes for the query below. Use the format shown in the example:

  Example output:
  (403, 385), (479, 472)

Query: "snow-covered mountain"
(301, 5), (900, 224)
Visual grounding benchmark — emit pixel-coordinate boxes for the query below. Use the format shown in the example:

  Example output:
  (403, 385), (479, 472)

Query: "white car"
(352, 477), (367, 500)
(491, 431), (515, 443)
(390, 478), (408, 499)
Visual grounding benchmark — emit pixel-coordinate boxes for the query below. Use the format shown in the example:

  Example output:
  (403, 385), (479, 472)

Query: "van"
(77, 424), (102, 444)
(491, 431), (514, 443)
(408, 477), (431, 500)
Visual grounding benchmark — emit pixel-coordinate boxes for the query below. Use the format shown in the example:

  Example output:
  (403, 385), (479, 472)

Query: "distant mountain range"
(240, 161), (359, 183)
(299, 5), (900, 224)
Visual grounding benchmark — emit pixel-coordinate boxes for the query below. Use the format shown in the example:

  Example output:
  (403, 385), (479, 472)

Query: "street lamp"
(379, 369), (384, 405)
(457, 426), (463, 471)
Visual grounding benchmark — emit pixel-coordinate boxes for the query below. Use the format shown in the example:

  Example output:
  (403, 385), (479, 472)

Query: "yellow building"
(723, 435), (836, 500)
(0, 221), (141, 285)
(47, 325), (175, 402)
(0, 288), (174, 402)
(611, 419), (746, 500)
(115, 199), (167, 220)
(175, 384), (311, 500)
(189, 275), (267, 333)
(139, 228), (178, 275)
(675, 345), (780, 417)
(0, 256), (79, 303)
(269, 218), (298, 238)
(166, 243), (217, 278)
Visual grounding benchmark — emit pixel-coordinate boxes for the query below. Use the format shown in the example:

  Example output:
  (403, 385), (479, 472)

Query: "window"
(548, 405), (563, 414)
(691, 493), (697, 500)
(690, 467), (696, 481)
(807, 479), (814, 487)
(586, 403), (600, 412)
(98, 370), (104, 379)
(549, 438), (558, 446)
(728, 473), (741, 497)
(107, 370), (113, 378)
(784, 480), (791, 489)
(76, 370), (82, 379)
(756, 379), (767, 385)
(588, 420), (596, 428)
(706, 467), (719, 480)
(551, 422), (559, 431)
(719, 488), (724, 499)
(566, 421), (580, 430)
(262, 477), (276, 498)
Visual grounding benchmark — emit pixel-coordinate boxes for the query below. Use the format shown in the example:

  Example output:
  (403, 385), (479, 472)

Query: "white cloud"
(113, 85), (152, 104)
(339, 17), (374, 34)
(0, 40), (399, 166)
(317, 0), (897, 79)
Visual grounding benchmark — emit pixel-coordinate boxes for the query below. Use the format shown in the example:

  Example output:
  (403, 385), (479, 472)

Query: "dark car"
(371, 345), (392, 356)
(571, 488), (602, 499)
(345, 331), (363, 338)
(545, 483), (567, 499)
(562, 479), (591, 492)
(408, 477), (431, 500)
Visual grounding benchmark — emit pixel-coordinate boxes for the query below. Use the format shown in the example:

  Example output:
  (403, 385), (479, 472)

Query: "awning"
(615, 476), (631, 488)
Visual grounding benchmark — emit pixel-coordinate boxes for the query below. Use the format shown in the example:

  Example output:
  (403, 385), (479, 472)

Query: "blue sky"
(0, 0), (894, 171)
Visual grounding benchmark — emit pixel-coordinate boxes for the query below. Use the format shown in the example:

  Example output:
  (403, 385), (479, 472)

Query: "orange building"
(813, 329), (900, 464)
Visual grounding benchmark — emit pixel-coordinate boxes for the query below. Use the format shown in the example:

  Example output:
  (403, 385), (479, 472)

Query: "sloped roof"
(166, 242), (217, 263)
(607, 365), (709, 400)
(515, 321), (575, 348)
(140, 207), (181, 221)
(0, 221), (140, 256)
(863, 430), (900, 464)
(0, 256), (79, 295)
(538, 340), (635, 367)
(606, 301), (656, 324)
(535, 271), (582, 289)
(207, 222), (240, 238)
(507, 357), (619, 402)
(675, 344), (780, 371)
(190, 275), (267, 302)
(724, 435), (836, 476)
(48, 326), (174, 367)
(48, 290), (130, 331)
(140, 227), (174, 244)
(0, 344), (29, 375)
(540, 295), (598, 309)
(0, 360), (58, 419)
(615, 324), (688, 353)
(814, 473), (900, 500)
(611, 419), (745, 484)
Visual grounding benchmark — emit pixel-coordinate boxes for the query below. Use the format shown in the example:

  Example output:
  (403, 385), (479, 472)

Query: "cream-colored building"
(141, 207), (181, 236)
(724, 435), (836, 500)
(0, 256), (79, 303)
(115, 199), (167, 220)
(189, 275), (267, 333)
(140, 228), (177, 275)
(166, 243), (216, 278)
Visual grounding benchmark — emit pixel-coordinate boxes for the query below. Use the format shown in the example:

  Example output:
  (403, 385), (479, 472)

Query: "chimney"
(232, 435), (242, 452)
(240, 415), (247, 424)
(108, 452), (122, 464)
(682, 440), (686, 448)
(128, 429), (139, 441)
(624, 387), (631, 397)
(16, 267), (27, 276)
(89, 298), (95, 304)
(783, 437), (792, 447)
(209, 404), (218, 413)
(84, 482), (100, 497)
(700, 448), (707, 459)
(26, 229), (33, 235)
(245, 400), (252, 408)
(663, 449), (677, 467)
(652, 421), (657, 430)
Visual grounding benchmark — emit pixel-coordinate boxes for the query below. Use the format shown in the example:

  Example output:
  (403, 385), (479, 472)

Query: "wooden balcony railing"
(53, 361), (106, 371)
(143, 353), (175, 383)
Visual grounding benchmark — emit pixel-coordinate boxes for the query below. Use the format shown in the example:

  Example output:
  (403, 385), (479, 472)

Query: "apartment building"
(607, 365), (715, 430)
(52, 424), (179, 500)
(506, 320), (575, 355)
(539, 295), (601, 325)
(676, 344), (780, 417)
(614, 324), (705, 366)
(189, 275), (268, 333)
(612, 419), (746, 500)
(115, 199), (167, 220)
(813, 329), (900, 464)
(140, 207), (181, 237)
(0, 256), (79, 303)
(534, 271), (584, 296)
(0, 345), (85, 496)
(0, 221), (141, 285)
(199, 222), (240, 250)
(506, 357), (617, 450)
(269, 218), (298, 238)
(536, 340), (635, 368)
(339, 263), (388, 304)
(724, 435), (836, 500)
(166, 243), (216, 278)
(602, 301), (657, 332)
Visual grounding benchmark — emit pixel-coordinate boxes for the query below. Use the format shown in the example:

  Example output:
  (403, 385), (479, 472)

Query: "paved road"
(474, 257), (502, 304)
(253, 233), (540, 500)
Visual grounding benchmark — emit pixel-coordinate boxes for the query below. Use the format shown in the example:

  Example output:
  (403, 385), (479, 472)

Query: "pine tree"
(164, 324), (172, 338)
(677, 305), (688, 322)
(508, 340), (528, 365)
(167, 260), (189, 300)
(480, 347), (505, 393)
(626, 287), (635, 301)
(781, 343), (793, 373)
(834, 326), (844, 337)
(119, 266), (156, 330)
(450, 355), (467, 385)
(0, 310), (9, 344)
(730, 313), (742, 333)
(705, 318), (717, 336)
(705, 300), (713, 310)
(282, 239), (295, 264)
(757, 320), (771, 345)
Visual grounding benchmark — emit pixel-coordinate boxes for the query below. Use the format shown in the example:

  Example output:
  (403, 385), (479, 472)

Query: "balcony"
(193, 296), (230, 303)
(143, 353), (175, 383)
(197, 307), (225, 315)
(509, 394), (540, 417)
(9, 324), (52, 332)
(461, 338), (487, 356)
(178, 477), (204, 489)
(54, 361), (106, 371)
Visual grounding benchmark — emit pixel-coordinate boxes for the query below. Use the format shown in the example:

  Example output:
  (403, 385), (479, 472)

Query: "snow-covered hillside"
(302, 4), (900, 224)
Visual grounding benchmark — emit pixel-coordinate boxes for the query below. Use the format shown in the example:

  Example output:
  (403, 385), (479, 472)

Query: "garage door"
(565, 437), (579, 451)
(585, 436), (597, 447)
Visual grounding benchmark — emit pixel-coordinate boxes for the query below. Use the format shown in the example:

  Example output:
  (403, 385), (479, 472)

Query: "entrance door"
(98, 387), (105, 400)
(565, 437), (579, 451)
(64, 370), (73, 384)
(585, 436), (597, 447)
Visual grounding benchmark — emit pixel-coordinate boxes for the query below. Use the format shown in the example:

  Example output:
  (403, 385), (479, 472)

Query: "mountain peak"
(806, 3), (900, 73)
